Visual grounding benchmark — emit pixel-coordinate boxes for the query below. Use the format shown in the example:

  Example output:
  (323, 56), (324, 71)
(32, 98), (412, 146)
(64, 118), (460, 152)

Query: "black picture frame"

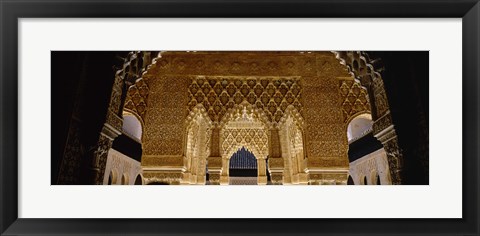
(1, 0), (479, 235)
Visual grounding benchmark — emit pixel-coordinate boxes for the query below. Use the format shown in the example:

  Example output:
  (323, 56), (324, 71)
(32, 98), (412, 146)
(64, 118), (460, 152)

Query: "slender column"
(196, 158), (207, 185)
(220, 157), (230, 185)
(189, 157), (199, 184)
(296, 151), (309, 184)
(257, 158), (267, 185)
(207, 128), (222, 185)
(268, 129), (284, 184)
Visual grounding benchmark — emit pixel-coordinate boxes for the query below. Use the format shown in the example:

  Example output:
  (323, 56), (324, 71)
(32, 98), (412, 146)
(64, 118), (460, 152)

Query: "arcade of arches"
(52, 51), (429, 185)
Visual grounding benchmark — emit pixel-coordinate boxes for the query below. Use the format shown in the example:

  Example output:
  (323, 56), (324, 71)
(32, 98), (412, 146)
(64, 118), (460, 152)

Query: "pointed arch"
(122, 110), (144, 141)
(219, 102), (270, 160)
(278, 105), (304, 132)
(218, 101), (272, 130)
(346, 112), (373, 142)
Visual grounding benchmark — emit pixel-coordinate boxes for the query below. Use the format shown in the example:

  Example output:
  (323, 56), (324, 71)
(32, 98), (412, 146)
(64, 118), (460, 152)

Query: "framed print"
(1, 0), (479, 235)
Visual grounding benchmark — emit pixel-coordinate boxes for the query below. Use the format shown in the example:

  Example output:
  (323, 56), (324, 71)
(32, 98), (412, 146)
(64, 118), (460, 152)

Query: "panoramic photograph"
(52, 51), (428, 185)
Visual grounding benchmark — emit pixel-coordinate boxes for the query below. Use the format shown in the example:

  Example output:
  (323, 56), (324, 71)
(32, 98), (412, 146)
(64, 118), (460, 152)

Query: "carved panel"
(372, 77), (390, 118)
(108, 73), (125, 116)
(124, 79), (149, 122)
(382, 135), (403, 185)
(349, 148), (391, 185)
(339, 79), (371, 123)
(209, 128), (221, 157)
(302, 76), (348, 167)
(373, 112), (394, 135)
(187, 76), (302, 124)
(143, 76), (190, 156)
(103, 149), (142, 185)
(221, 126), (269, 160)
(143, 172), (183, 185)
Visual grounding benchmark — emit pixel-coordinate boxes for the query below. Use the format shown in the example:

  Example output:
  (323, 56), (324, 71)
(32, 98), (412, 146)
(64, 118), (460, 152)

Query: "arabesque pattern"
(339, 79), (371, 123)
(221, 128), (269, 160)
(124, 79), (149, 122)
(187, 77), (302, 124)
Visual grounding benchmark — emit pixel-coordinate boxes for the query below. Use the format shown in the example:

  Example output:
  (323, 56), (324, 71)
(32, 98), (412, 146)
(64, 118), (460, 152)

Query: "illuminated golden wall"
(124, 52), (371, 185)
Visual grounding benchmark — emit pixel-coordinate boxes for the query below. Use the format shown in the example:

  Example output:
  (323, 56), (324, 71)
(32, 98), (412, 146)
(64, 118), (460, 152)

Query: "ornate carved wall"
(300, 54), (351, 185)
(187, 76), (302, 124)
(56, 51), (425, 185)
(124, 79), (149, 123)
(349, 148), (392, 185)
(128, 52), (358, 185)
(103, 148), (142, 185)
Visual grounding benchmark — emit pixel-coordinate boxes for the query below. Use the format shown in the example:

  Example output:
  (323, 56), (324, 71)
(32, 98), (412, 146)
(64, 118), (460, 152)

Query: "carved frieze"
(144, 52), (328, 78)
(143, 172), (183, 185)
(141, 155), (184, 168)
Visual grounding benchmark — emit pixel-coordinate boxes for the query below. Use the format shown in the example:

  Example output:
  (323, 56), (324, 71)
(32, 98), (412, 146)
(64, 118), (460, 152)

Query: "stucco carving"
(220, 103), (270, 160)
(103, 149), (142, 185)
(187, 76), (302, 125)
(349, 148), (392, 185)
(124, 78), (149, 122)
(133, 52), (367, 185)
(339, 79), (371, 123)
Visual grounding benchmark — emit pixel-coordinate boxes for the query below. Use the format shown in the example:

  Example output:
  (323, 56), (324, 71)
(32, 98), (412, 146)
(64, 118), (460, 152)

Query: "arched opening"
(134, 174), (143, 185)
(122, 112), (143, 141)
(363, 176), (368, 185)
(228, 147), (258, 185)
(219, 103), (270, 185)
(111, 111), (143, 161)
(353, 59), (359, 70)
(376, 175), (381, 185)
(347, 113), (373, 142)
(108, 169), (118, 185)
(347, 175), (354, 185)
